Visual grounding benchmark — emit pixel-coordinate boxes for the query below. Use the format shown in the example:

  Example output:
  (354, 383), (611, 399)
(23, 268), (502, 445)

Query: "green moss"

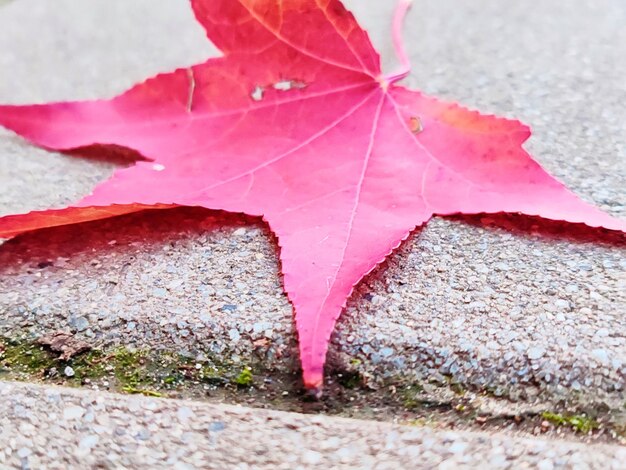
(233, 366), (253, 387)
(1, 336), (264, 395)
(401, 384), (425, 410)
(405, 417), (438, 427)
(107, 347), (256, 390)
(112, 348), (147, 369)
(0, 338), (56, 375)
(121, 386), (163, 398)
(199, 364), (229, 385)
(111, 348), (152, 388)
(541, 411), (599, 434)
(67, 350), (107, 380)
(349, 358), (362, 367)
(163, 375), (179, 385)
(337, 371), (361, 389)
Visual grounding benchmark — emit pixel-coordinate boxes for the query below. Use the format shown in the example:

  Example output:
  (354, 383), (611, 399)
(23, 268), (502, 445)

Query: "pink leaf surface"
(0, 0), (624, 391)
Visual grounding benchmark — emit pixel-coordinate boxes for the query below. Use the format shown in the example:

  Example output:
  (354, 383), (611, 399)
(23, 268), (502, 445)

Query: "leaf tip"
(302, 368), (324, 396)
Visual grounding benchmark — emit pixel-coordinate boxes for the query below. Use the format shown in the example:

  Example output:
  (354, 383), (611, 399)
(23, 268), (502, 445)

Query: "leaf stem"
(386, 0), (413, 84)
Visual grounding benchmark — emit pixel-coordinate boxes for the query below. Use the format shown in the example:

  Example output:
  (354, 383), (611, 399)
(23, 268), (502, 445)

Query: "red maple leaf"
(0, 0), (623, 392)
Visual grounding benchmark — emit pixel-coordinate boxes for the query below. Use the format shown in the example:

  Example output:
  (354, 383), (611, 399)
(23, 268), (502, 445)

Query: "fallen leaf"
(0, 0), (623, 392)
(36, 331), (92, 361)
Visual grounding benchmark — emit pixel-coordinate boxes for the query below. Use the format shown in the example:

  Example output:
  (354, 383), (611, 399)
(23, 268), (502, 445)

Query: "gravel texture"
(1, 380), (625, 469)
(0, 0), (625, 407)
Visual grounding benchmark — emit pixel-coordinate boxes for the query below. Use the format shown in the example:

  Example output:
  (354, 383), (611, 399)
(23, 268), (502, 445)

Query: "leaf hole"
(272, 79), (307, 92)
(251, 86), (264, 102)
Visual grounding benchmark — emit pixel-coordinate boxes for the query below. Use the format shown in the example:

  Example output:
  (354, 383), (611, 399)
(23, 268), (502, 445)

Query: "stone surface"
(1, 380), (625, 469)
(0, 0), (624, 406)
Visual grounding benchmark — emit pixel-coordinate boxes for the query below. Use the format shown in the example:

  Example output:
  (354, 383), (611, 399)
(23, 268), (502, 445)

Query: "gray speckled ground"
(2, 380), (625, 469)
(0, 0), (625, 411)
